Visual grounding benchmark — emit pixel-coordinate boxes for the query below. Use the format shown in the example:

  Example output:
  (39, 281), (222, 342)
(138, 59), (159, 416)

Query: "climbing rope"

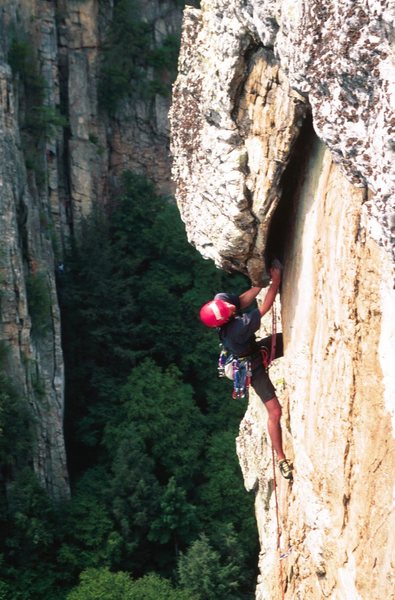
(271, 446), (285, 600)
(269, 301), (291, 598)
(269, 302), (277, 365)
(261, 303), (278, 370)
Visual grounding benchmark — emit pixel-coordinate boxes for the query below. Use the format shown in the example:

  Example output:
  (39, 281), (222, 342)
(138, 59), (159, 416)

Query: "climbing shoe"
(279, 459), (293, 480)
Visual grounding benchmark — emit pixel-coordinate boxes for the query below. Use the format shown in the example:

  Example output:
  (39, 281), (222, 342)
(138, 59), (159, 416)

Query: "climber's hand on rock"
(271, 258), (283, 271)
(270, 266), (281, 287)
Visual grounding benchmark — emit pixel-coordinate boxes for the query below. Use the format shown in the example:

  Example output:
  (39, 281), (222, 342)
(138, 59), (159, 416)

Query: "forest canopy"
(0, 172), (258, 600)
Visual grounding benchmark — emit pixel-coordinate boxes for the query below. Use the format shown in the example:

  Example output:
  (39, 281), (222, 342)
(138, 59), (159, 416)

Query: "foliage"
(0, 350), (59, 597)
(66, 567), (134, 600)
(98, 0), (151, 112)
(148, 35), (180, 71)
(8, 36), (67, 187)
(120, 369), (201, 550)
(57, 468), (115, 576)
(26, 271), (52, 338)
(8, 38), (45, 103)
(1, 170), (257, 598)
(178, 531), (243, 600)
(0, 469), (62, 600)
(62, 171), (244, 457)
(126, 572), (197, 600)
(196, 431), (258, 543)
(24, 106), (68, 140)
(0, 581), (11, 600)
(105, 427), (161, 573)
(0, 352), (33, 473)
(98, 0), (181, 113)
(67, 568), (196, 600)
(8, 38), (30, 75)
(148, 476), (197, 546)
(118, 360), (204, 486)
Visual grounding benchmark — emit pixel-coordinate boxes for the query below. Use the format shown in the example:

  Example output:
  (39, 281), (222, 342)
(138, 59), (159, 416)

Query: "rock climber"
(199, 262), (293, 480)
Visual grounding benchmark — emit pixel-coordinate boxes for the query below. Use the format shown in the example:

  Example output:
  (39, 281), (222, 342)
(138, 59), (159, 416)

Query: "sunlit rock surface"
(237, 142), (394, 599)
(170, 1), (395, 598)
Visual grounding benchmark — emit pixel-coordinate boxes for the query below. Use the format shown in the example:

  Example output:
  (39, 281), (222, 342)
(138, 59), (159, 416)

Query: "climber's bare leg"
(264, 396), (285, 461)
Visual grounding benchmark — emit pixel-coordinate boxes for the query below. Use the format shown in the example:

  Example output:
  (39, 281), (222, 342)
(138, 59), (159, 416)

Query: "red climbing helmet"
(199, 299), (235, 327)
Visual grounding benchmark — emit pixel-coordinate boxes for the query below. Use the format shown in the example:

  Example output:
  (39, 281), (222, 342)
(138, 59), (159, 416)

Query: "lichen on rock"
(170, 0), (395, 274)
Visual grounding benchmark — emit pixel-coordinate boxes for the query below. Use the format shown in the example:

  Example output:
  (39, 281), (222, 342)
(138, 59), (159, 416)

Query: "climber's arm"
(258, 267), (281, 317)
(239, 286), (262, 310)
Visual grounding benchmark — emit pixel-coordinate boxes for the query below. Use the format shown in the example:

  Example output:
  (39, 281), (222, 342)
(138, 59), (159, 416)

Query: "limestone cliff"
(0, 0), (181, 498)
(170, 1), (395, 598)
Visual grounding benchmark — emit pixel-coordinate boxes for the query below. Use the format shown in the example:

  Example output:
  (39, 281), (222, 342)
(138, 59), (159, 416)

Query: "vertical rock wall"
(237, 141), (394, 599)
(170, 1), (395, 598)
(0, 58), (68, 499)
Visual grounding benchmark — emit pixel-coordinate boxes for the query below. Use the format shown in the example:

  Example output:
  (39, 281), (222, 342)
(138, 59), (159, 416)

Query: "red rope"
(270, 301), (286, 598)
(260, 303), (277, 370)
(272, 446), (285, 600)
(269, 302), (277, 365)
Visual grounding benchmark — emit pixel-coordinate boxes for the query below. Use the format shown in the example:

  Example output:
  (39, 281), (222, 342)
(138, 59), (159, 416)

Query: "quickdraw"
(218, 344), (230, 377)
(231, 357), (251, 400)
(218, 345), (251, 399)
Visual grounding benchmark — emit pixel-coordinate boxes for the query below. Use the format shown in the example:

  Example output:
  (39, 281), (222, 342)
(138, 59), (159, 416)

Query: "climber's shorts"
(251, 364), (276, 402)
(250, 333), (283, 402)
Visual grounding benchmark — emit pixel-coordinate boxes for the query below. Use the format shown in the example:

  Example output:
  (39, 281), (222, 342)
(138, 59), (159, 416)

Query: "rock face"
(0, 53), (68, 499)
(170, 0), (394, 277)
(170, 1), (395, 598)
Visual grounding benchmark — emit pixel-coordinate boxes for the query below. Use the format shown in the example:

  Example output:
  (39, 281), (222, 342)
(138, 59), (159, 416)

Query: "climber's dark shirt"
(219, 309), (261, 357)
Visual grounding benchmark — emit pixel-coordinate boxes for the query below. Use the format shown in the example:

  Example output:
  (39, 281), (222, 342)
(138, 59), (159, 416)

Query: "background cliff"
(0, 0), (181, 500)
(170, 1), (395, 599)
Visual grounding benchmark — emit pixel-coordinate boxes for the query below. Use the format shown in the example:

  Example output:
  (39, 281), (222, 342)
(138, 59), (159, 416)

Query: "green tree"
(0, 374), (32, 473)
(149, 476), (198, 549)
(178, 531), (244, 600)
(0, 580), (11, 600)
(127, 572), (197, 600)
(196, 431), (258, 553)
(67, 568), (195, 600)
(63, 172), (248, 459)
(101, 361), (203, 573)
(98, 0), (152, 112)
(0, 469), (61, 600)
(105, 426), (161, 574)
(26, 271), (52, 338)
(66, 567), (134, 600)
(57, 467), (115, 581)
(119, 360), (205, 486)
